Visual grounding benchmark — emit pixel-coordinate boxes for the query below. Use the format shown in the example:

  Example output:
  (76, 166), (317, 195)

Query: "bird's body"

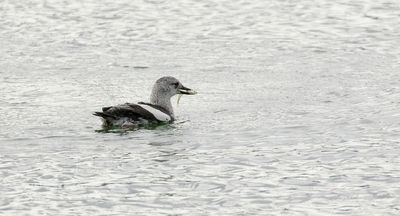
(94, 76), (196, 128)
(94, 102), (173, 127)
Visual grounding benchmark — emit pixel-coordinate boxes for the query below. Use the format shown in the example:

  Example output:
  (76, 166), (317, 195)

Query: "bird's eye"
(172, 82), (179, 88)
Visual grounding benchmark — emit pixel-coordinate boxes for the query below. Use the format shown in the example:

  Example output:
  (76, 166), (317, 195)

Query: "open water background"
(1, 0), (400, 215)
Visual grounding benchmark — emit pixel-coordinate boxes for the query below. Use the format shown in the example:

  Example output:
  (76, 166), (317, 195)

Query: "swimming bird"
(93, 76), (197, 128)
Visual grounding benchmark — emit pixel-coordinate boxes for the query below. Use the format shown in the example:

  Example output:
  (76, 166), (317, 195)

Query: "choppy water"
(1, 0), (400, 215)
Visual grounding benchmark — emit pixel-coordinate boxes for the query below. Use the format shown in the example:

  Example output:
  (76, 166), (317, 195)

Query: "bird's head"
(152, 76), (197, 98)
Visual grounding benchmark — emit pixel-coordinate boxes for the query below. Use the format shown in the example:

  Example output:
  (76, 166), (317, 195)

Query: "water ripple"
(1, 0), (400, 215)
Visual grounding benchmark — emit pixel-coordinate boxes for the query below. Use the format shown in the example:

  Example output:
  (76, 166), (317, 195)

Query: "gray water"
(1, 0), (400, 215)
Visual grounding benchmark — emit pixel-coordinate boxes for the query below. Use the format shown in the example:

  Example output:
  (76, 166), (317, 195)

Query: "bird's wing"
(100, 103), (160, 122)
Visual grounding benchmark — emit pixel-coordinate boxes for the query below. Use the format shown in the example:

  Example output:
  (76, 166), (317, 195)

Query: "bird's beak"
(178, 85), (197, 95)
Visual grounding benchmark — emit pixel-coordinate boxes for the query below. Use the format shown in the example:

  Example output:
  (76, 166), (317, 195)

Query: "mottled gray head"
(151, 76), (197, 98)
(150, 76), (196, 111)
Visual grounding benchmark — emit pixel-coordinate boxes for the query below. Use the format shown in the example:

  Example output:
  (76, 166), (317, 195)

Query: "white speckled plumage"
(137, 104), (171, 122)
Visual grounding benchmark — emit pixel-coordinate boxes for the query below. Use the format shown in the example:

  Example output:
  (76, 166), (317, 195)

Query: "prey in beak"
(178, 86), (197, 95)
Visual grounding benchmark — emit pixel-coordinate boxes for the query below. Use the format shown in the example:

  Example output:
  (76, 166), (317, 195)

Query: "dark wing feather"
(94, 103), (159, 122)
(102, 106), (112, 112)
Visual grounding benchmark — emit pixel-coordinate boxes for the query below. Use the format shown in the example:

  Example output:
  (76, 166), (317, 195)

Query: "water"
(1, 0), (400, 215)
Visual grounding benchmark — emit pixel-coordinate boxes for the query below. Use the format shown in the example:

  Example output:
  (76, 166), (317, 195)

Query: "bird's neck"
(150, 93), (174, 117)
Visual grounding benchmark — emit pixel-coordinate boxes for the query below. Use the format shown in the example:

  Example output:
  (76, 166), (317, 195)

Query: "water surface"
(1, 0), (400, 215)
